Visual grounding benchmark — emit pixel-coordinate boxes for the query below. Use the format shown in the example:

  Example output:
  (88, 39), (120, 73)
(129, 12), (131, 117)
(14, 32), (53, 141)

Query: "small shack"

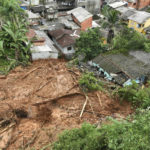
(67, 7), (93, 31)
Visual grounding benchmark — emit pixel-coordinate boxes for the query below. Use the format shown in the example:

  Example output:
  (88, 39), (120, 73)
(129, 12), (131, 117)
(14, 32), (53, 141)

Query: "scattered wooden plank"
(80, 95), (88, 118)
(35, 77), (53, 93)
(32, 92), (84, 106)
(96, 92), (102, 107)
(22, 66), (42, 79)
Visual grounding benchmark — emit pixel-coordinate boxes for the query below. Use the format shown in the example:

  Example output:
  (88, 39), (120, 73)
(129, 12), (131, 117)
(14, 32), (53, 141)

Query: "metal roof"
(67, 7), (93, 23)
(108, 1), (128, 8)
(128, 11), (150, 24)
(26, 10), (40, 19)
(116, 6), (137, 20)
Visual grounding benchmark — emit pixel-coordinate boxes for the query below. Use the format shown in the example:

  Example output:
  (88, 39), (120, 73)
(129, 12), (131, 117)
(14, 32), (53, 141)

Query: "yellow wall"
(128, 18), (150, 34)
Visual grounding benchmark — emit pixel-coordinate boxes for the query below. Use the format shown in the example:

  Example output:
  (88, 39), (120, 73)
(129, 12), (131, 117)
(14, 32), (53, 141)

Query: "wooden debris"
(35, 77), (53, 93)
(96, 92), (102, 107)
(0, 122), (16, 135)
(68, 69), (80, 76)
(22, 66), (42, 79)
(66, 84), (78, 93)
(0, 75), (7, 79)
(80, 95), (88, 118)
(32, 92), (84, 106)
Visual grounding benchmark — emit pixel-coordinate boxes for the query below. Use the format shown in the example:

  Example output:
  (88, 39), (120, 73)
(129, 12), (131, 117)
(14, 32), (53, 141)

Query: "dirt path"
(0, 59), (133, 150)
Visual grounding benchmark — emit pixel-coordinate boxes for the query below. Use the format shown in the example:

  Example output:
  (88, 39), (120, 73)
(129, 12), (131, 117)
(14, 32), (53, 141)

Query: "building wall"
(72, 15), (92, 31)
(128, 18), (150, 33)
(77, 0), (100, 14)
(80, 17), (93, 31)
(32, 51), (58, 60)
(52, 38), (75, 58)
(126, 0), (150, 9)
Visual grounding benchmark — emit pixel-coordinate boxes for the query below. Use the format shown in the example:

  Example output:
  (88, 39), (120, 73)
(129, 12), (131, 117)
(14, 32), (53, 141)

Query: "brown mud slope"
(0, 59), (133, 150)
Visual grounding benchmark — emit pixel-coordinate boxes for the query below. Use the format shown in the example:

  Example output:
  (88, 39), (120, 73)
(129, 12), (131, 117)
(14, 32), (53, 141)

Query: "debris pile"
(0, 59), (133, 149)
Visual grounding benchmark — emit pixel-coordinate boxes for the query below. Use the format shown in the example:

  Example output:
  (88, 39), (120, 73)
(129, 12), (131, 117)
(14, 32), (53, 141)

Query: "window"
(137, 24), (142, 28)
(67, 47), (72, 51)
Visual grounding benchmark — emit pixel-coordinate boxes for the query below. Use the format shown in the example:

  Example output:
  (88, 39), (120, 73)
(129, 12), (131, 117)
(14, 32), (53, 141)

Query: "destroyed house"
(93, 53), (150, 85)
(68, 7), (93, 31)
(48, 29), (80, 59)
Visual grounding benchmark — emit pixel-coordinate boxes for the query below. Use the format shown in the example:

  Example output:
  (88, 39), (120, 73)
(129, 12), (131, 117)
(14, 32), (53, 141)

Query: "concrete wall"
(77, 0), (100, 14)
(32, 51), (58, 60)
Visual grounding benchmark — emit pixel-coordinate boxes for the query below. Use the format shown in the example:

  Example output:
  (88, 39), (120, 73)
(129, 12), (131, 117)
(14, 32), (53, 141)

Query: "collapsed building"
(91, 53), (150, 86)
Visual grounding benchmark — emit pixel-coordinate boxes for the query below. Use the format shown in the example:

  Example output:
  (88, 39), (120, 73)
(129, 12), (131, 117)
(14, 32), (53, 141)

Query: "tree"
(0, 0), (31, 72)
(0, 0), (26, 26)
(101, 5), (119, 43)
(76, 28), (103, 60)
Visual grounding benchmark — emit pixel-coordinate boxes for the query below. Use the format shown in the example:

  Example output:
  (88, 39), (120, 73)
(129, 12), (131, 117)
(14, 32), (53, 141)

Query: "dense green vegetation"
(112, 27), (149, 53)
(52, 109), (150, 150)
(79, 72), (103, 92)
(117, 81), (150, 109)
(0, 0), (31, 74)
(75, 28), (103, 60)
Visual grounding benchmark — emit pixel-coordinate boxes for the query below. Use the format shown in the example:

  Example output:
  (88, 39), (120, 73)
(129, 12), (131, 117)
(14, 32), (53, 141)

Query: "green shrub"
(79, 72), (103, 92)
(144, 42), (150, 53)
(52, 110), (150, 150)
(117, 82), (150, 109)
(112, 27), (147, 52)
(75, 28), (103, 61)
(52, 123), (104, 150)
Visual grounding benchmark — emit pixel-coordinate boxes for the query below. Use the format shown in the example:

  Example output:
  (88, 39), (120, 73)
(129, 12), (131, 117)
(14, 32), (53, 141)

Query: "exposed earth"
(0, 59), (133, 150)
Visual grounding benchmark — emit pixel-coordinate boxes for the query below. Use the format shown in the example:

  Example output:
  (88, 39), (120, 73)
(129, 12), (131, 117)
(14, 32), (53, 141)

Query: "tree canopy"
(76, 28), (103, 60)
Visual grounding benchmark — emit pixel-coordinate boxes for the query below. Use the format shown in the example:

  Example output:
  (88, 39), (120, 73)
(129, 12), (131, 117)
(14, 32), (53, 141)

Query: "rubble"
(0, 59), (133, 149)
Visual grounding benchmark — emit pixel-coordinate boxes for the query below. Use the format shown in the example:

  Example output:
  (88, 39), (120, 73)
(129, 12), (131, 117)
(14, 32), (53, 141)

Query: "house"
(128, 11), (150, 33)
(108, 1), (128, 9)
(125, 0), (150, 10)
(48, 29), (80, 59)
(26, 29), (58, 60)
(76, 0), (101, 14)
(56, 0), (76, 10)
(116, 6), (137, 21)
(67, 7), (93, 31)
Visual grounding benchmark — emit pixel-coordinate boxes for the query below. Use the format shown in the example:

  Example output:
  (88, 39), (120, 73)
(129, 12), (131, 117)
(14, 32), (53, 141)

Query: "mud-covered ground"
(0, 59), (133, 150)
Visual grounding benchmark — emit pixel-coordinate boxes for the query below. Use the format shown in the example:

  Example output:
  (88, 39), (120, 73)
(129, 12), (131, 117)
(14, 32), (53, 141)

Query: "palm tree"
(101, 5), (119, 43)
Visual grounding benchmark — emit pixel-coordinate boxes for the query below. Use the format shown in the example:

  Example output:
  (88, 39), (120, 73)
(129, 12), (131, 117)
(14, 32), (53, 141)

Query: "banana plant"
(0, 41), (4, 57)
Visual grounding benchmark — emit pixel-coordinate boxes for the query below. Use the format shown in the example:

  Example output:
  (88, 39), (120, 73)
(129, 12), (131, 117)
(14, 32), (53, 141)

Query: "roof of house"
(93, 53), (150, 79)
(116, 6), (137, 20)
(67, 7), (93, 23)
(116, 6), (135, 14)
(108, 1), (128, 8)
(29, 30), (58, 53)
(128, 11), (150, 24)
(48, 29), (80, 48)
(26, 10), (40, 19)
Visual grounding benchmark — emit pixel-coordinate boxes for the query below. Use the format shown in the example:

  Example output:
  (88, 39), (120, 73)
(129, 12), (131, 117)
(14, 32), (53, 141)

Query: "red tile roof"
(48, 29), (80, 48)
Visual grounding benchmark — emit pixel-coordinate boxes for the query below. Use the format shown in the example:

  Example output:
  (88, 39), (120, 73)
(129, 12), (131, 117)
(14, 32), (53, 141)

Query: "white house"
(48, 29), (80, 59)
